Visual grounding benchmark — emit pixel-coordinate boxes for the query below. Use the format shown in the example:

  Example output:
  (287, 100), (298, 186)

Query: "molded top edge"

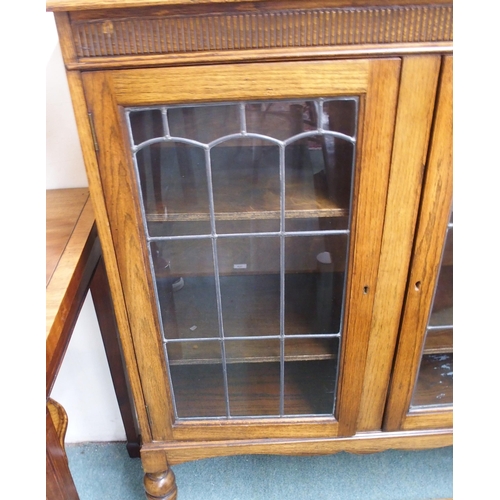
(46, 0), (453, 13)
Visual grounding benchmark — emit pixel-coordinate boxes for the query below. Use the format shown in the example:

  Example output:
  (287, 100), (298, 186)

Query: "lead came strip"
(126, 98), (358, 419)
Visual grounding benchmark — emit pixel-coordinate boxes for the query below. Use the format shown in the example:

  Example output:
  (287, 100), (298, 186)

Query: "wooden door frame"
(383, 56), (453, 432)
(81, 57), (401, 442)
(355, 55), (442, 431)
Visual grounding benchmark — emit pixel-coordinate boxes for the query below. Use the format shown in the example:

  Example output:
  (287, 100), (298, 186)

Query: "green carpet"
(66, 442), (452, 499)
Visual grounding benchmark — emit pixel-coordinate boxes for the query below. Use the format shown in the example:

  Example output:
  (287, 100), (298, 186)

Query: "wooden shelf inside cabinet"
(422, 329), (452, 355)
(167, 337), (338, 366)
(149, 208), (348, 225)
(144, 158), (350, 227)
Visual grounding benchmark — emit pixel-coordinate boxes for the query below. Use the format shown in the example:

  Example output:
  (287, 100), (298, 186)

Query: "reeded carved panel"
(72, 4), (452, 58)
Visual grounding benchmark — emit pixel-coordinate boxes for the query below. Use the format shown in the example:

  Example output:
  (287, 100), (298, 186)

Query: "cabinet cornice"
(51, 1), (452, 69)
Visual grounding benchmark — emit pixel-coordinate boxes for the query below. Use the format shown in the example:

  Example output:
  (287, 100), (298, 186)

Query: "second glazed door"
(384, 56), (453, 432)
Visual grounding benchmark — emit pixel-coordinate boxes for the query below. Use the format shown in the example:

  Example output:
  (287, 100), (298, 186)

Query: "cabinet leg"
(144, 468), (177, 500)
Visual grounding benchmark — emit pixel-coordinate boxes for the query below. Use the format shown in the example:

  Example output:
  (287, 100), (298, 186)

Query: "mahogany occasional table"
(46, 188), (140, 499)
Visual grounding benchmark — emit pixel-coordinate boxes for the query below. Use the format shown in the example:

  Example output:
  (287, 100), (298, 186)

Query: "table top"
(46, 188), (98, 395)
(46, 189), (91, 285)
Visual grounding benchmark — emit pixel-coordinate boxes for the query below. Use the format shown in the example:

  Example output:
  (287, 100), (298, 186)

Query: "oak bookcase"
(46, 1), (453, 498)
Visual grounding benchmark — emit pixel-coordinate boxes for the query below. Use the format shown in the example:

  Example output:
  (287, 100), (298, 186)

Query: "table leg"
(90, 256), (141, 458)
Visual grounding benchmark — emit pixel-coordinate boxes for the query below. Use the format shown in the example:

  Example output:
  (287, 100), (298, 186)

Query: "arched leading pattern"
(126, 98), (359, 419)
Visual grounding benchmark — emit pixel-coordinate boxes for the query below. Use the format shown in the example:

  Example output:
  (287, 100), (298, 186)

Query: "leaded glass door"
(127, 98), (356, 419)
(82, 58), (401, 440)
(384, 56), (453, 432)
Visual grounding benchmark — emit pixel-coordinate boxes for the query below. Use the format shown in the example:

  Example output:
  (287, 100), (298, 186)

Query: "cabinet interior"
(411, 216), (453, 409)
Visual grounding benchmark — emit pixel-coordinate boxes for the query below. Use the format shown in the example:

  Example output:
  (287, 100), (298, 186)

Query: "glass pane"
(284, 338), (339, 415)
(429, 229), (453, 326)
(411, 353), (453, 407)
(168, 104), (240, 144)
(323, 99), (357, 136)
(245, 100), (316, 141)
(217, 237), (281, 337)
(211, 138), (281, 234)
(411, 219), (453, 409)
(285, 235), (347, 335)
(285, 135), (354, 230)
(151, 239), (219, 340)
(129, 109), (163, 146)
(135, 143), (211, 236)
(226, 339), (281, 417)
(166, 342), (226, 418)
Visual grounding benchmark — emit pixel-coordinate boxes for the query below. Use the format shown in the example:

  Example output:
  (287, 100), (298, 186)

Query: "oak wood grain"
(110, 60), (369, 107)
(141, 450), (178, 500)
(65, 3), (452, 59)
(402, 410), (453, 431)
(141, 450), (177, 500)
(53, 11), (78, 65)
(47, 0), (453, 12)
(171, 417), (339, 441)
(65, 70), (154, 442)
(141, 428), (452, 465)
(335, 57), (400, 436)
(83, 58), (406, 443)
(383, 55), (453, 431)
(65, 44), (453, 72)
(49, 0), (452, 76)
(356, 55), (441, 431)
(82, 70), (176, 441)
(46, 187), (142, 458)
(144, 469), (177, 500)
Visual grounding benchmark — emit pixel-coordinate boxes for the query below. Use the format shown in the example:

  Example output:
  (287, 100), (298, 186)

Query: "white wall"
(47, 12), (126, 442)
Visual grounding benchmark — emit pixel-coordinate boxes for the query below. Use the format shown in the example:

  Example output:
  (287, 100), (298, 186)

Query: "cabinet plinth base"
(144, 468), (177, 500)
(141, 427), (452, 466)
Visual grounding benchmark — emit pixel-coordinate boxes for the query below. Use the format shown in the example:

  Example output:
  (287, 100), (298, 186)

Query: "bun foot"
(144, 468), (177, 500)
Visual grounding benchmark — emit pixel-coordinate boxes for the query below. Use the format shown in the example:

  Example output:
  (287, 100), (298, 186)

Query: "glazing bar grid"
(126, 98), (358, 420)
